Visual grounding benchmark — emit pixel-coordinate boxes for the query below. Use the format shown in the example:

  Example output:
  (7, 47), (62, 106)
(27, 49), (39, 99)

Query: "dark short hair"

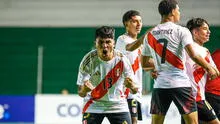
(95, 26), (115, 39)
(122, 10), (141, 26)
(186, 18), (209, 32)
(158, 0), (178, 16)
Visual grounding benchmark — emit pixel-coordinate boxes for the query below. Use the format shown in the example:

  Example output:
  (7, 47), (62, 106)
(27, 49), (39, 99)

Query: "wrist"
(130, 84), (138, 94)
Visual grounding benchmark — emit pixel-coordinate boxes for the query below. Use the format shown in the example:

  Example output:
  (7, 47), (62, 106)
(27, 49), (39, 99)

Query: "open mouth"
(103, 50), (107, 55)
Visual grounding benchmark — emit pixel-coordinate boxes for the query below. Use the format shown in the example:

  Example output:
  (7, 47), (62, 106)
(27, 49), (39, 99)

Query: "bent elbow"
(78, 88), (87, 97)
(78, 91), (87, 97)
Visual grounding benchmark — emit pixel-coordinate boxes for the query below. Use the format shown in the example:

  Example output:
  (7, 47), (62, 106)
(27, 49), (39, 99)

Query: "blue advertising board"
(0, 96), (34, 122)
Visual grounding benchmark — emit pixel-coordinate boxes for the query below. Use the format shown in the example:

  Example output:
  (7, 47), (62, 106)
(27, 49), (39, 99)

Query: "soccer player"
(206, 49), (220, 120)
(141, 0), (219, 124)
(115, 10), (143, 124)
(184, 18), (220, 124)
(77, 26), (138, 124)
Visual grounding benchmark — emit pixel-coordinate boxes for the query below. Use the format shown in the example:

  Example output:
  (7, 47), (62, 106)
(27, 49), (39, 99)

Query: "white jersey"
(77, 49), (136, 113)
(142, 22), (193, 88)
(185, 43), (216, 101)
(115, 34), (142, 102)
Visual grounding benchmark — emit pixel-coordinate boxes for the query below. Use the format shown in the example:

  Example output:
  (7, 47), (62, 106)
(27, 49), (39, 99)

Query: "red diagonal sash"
(147, 33), (184, 70)
(82, 60), (124, 113)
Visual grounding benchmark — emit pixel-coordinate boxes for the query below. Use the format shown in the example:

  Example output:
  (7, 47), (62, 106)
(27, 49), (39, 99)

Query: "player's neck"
(194, 38), (204, 46)
(98, 51), (114, 61)
(161, 16), (175, 24)
(126, 32), (137, 40)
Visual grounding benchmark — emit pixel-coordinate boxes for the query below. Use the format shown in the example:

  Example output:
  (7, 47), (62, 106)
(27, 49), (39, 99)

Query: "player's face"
(194, 22), (211, 45)
(173, 5), (180, 23)
(95, 37), (115, 61)
(125, 15), (142, 37)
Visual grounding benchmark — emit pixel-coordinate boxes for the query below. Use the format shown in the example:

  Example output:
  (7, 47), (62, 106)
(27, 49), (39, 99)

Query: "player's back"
(145, 22), (194, 88)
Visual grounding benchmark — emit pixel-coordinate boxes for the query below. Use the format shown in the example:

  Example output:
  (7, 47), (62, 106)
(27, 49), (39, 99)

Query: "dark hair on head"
(95, 26), (115, 39)
(186, 18), (209, 32)
(158, 0), (178, 16)
(122, 10), (141, 26)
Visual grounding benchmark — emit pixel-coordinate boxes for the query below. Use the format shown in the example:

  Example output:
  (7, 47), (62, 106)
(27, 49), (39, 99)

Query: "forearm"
(126, 35), (145, 51)
(186, 44), (220, 79)
(78, 81), (94, 97)
(190, 54), (211, 70)
(141, 55), (155, 71)
(185, 44), (211, 70)
(143, 67), (155, 71)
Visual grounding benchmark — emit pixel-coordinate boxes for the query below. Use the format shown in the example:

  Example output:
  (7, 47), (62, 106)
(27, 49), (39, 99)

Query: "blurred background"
(0, 0), (219, 123)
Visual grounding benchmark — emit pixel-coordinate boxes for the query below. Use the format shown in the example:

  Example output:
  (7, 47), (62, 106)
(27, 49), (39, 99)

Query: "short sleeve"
(141, 35), (152, 56)
(115, 35), (129, 54)
(181, 27), (194, 48)
(76, 55), (91, 85)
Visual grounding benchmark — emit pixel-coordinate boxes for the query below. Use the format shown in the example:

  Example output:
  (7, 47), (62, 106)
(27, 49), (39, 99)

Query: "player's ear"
(124, 21), (128, 27)
(192, 29), (197, 36)
(171, 9), (175, 16)
(112, 40), (115, 48)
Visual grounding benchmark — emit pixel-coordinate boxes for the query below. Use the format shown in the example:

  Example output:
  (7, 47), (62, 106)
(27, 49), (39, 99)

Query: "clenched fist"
(78, 81), (95, 97)
(124, 77), (138, 94)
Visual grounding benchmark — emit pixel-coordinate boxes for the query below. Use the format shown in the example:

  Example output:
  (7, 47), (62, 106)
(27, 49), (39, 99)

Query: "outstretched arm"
(126, 34), (145, 51)
(126, 27), (154, 51)
(185, 44), (220, 79)
(141, 55), (155, 71)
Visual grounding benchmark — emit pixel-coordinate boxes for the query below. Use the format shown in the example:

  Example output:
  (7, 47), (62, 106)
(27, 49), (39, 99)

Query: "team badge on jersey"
(116, 68), (121, 77)
(94, 71), (100, 76)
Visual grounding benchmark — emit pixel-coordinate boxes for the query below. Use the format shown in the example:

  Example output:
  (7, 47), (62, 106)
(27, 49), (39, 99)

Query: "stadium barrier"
(0, 95), (181, 124)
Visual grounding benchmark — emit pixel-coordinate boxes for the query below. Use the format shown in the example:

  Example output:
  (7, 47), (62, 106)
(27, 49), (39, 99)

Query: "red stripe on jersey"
(205, 49), (220, 95)
(147, 33), (184, 70)
(82, 61), (124, 113)
(196, 85), (202, 101)
(193, 52), (210, 101)
(132, 56), (140, 74)
(124, 88), (130, 98)
(205, 51), (210, 63)
(193, 52), (210, 83)
(82, 100), (93, 114)
(193, 67), (205, 84)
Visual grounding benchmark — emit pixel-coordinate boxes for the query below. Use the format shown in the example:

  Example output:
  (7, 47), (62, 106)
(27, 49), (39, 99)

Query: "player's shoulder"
(82, 49), (97, 63)
(174, 24), (190, 33)
(117, 34), (129, 41)
(114, 49), (132, 63)
(84, 49), (97, 57)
